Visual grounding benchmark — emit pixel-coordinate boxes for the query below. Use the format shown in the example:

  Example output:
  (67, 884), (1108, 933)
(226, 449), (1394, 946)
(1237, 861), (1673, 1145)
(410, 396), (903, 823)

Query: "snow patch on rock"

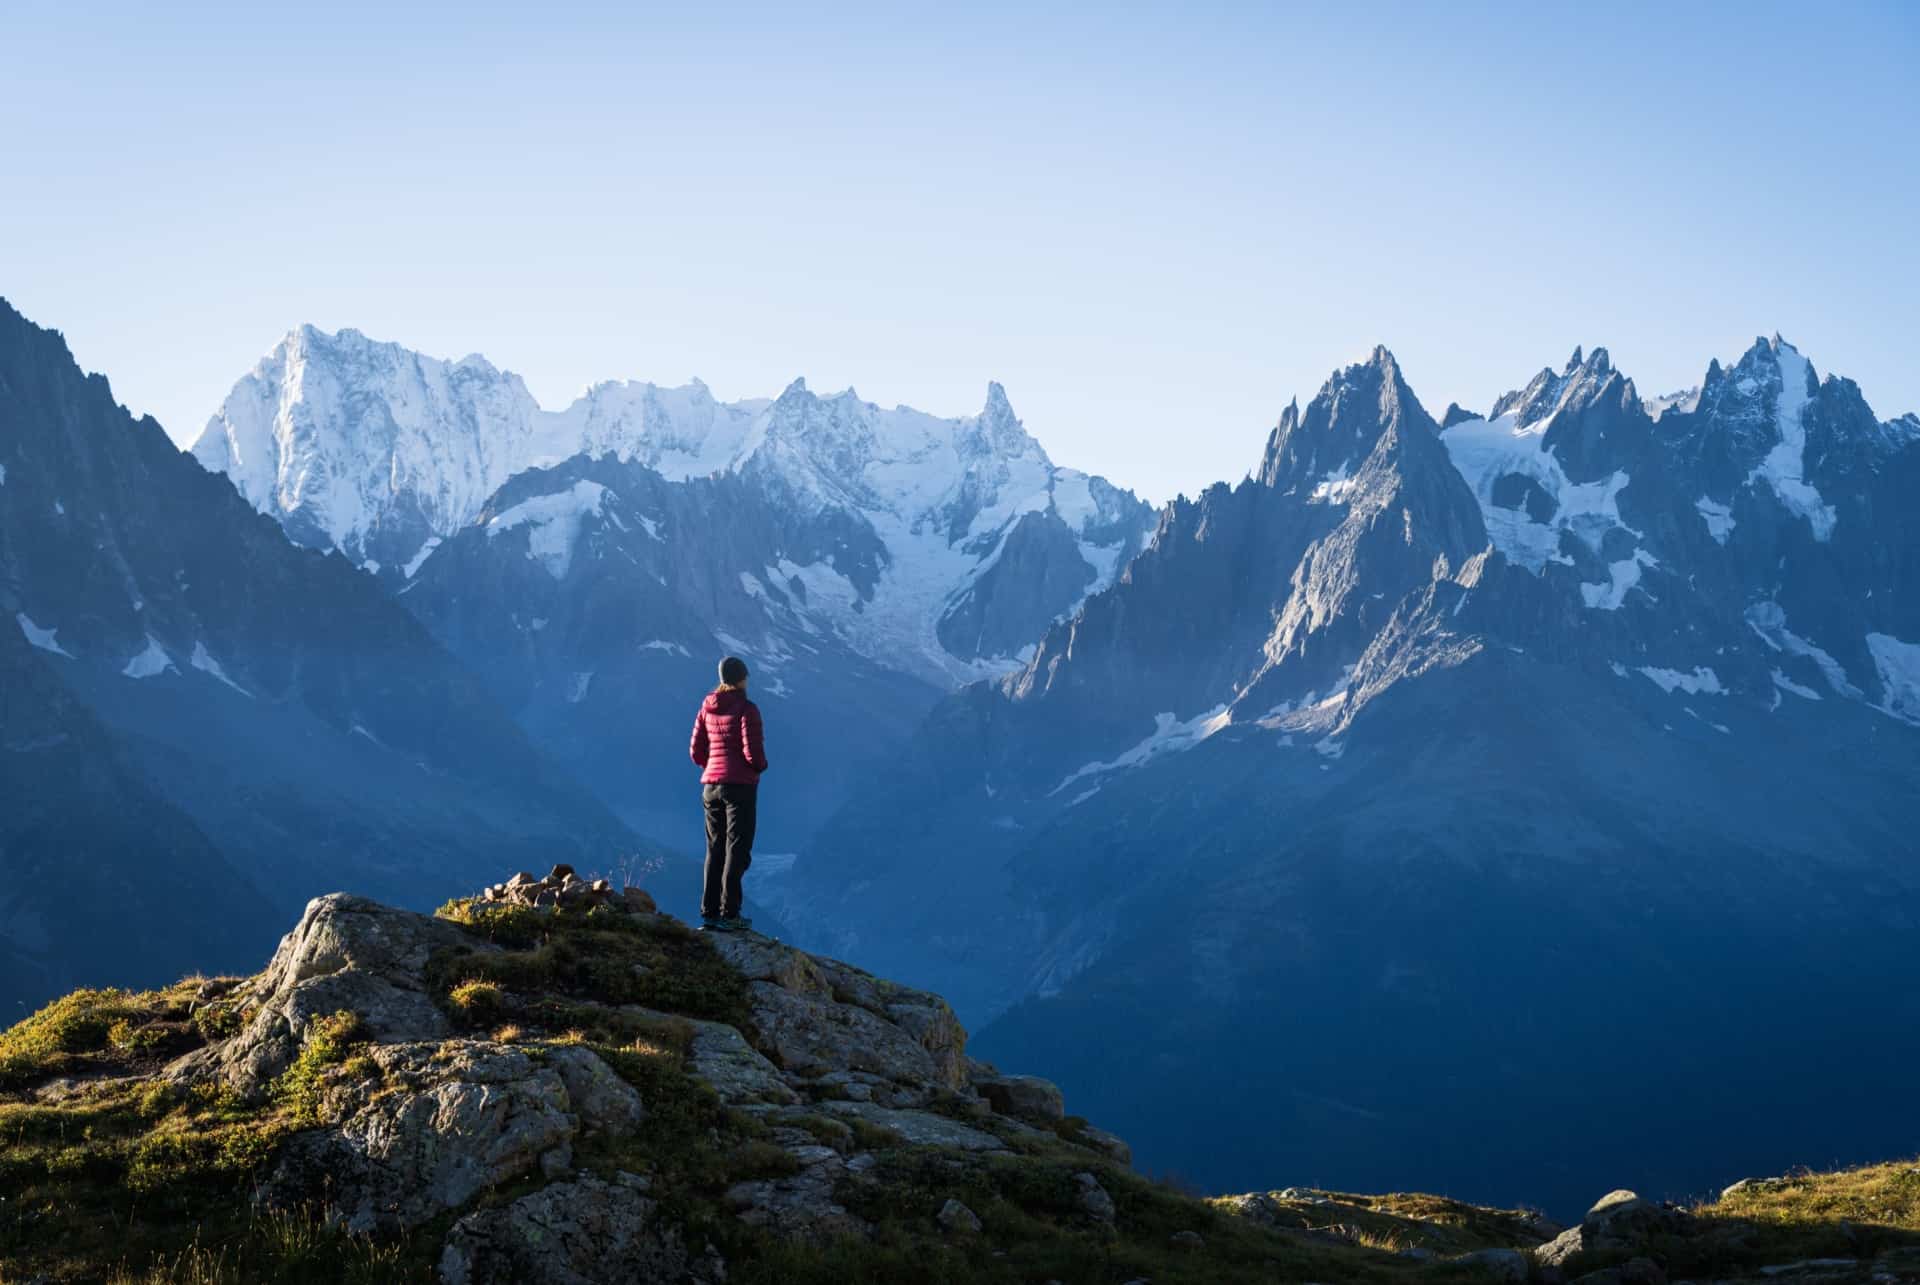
(1771, 669), (1822, 701)
(402, 537), (442, 579)
(1745, 602), (1860, 698)
(1866, 633), (1920, 724)
(1638, 666), (1723, 696)
(190, 642), (250, 696)
(1582, 550), (1657, 611)
(1050, 706), (1232, 796)
(1442, 411), (1638, 573)
(123, 636), (176, 679)
(1695, 498), (1734, 544)
(16, 613), (72, 658)
(1746, 342), (1836, 541)
(486, 480), (608, 580)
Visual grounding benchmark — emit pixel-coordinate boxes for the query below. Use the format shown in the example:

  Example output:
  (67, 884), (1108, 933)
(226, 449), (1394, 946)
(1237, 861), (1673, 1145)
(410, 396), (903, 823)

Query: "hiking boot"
(717, 915), (753, 933)
(698, 916), (723, 932)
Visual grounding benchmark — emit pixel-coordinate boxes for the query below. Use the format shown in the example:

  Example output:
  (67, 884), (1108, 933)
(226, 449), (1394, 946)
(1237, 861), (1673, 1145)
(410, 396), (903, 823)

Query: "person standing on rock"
(690, 655), (767, 932)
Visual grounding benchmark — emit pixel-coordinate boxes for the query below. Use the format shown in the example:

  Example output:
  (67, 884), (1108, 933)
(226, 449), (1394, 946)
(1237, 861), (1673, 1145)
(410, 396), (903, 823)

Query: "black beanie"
(718, 655), (750, 685)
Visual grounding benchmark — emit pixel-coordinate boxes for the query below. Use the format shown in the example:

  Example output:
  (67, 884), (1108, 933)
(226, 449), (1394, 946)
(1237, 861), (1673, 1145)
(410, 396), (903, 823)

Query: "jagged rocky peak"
(1257, 344), (1435, 493)
(1488, 343), (1630, 429)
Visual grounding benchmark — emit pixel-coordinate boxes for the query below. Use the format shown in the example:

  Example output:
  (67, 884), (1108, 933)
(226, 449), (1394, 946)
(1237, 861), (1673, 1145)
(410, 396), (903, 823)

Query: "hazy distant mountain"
(773, 338), (1920, 1213)
(0, 300), (643, 1013)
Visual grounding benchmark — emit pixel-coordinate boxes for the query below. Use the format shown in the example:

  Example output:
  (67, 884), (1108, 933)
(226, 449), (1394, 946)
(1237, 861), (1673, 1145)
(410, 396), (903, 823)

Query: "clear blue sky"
(3, 1), (1915, 501)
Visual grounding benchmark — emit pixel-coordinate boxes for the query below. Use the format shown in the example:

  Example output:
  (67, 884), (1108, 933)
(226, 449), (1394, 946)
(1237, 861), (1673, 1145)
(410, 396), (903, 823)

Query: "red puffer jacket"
(690, 687), (768, 784)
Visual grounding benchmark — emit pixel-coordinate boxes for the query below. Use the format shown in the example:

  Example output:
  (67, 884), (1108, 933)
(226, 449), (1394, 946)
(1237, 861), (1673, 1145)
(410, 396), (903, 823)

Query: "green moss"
(269, 1011), (365, 1127)
(431, 898), (752, 1027)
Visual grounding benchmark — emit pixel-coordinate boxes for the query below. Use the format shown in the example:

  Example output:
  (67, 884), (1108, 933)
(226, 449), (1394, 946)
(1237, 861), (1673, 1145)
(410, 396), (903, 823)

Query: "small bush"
(446, 980), (506, 1024)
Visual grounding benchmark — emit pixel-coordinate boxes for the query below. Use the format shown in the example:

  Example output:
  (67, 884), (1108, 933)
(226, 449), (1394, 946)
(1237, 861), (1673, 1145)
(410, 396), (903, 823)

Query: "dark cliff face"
(0, 299), (644, 1012)
(782, 337), (1920, 1214)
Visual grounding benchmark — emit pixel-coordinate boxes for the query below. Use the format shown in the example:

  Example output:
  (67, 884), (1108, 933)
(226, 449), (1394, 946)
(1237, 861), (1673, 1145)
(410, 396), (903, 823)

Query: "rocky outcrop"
(167, 894), (479, 1094)
(264, 1041), (583, 1233)
(155, 888), (1134, 1282)
(1537, 1188), (1695, 1268)
(708, 931), (970, 1099)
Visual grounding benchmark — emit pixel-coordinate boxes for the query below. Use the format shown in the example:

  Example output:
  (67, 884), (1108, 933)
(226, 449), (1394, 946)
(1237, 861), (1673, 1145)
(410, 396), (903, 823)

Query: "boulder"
(168, 894), (477, 1094)
(1459, 1247), (1531, 1282)
(265, 1042), (577, 1233)
(1537, 1226), (1587, 1268)
(713, 934), (970, 1094)
(1170, 1230), (1205, 1251)
(438, 1173), (725, 1285)
(874, 992), (969, 1092)
(674, 1011), (800, 1106)
(1075, 1172), (1116, 1224)
(724, 1147), (871, 1242)
(975, 1073), (1065, 1122)
(709, 932), (832, 995)
(1582, 1189), (1690, 1248)
(746, 981), (947, 1087)
(546, 1045), (645, 1135)
(937, 1198), (982, 1234)
(1077, 1124), (1133, 1166)
(1571, 1258), (1669, 1285)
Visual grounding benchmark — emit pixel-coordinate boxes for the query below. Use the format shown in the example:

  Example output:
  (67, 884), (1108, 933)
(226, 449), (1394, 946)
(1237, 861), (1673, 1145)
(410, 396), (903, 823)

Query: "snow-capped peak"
(194, 326), (1112, 570)
(195, 324), (1153, 685)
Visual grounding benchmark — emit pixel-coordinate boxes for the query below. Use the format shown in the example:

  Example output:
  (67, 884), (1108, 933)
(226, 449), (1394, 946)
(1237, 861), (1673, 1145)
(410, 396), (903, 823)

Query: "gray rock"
(1571, 1258), (1669, 1285)
(709, 931), (832, 995)
(1170, 1229), (1205, 1250)
(874, 993), (969, 1093)
(546, 1046), (645, 1135)
(1076, 1124), (1133, 1166)
(1537, 1226), (1587, 1268)
(1720, 1177), (1787, 1202)
(746, 981), (946, 1086)
(1459, 1247), (1531, 1282)
(1075, 1171), (1117, 1224)
(975, 1073), (1065, 1122)
(713, 934), (970, 1094)
(169, 894), (478, 1094)
(438, 1174), (724, 1285)
(1574, 1188), (1691, 1254)
(819, 1100), (1007, 1151)
(267, 1041), (575, 1233)
(724, 1147), (870, 1242)
(937, 1198), (982, 1234)
(656, 1008), (800, 1106)
(1585, 1190), (1648, 1231)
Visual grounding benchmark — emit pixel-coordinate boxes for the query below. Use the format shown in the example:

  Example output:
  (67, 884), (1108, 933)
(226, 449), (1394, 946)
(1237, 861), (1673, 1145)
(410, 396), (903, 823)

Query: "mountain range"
(771, 338), (1920, 1213)
(194, 324), (1153, 847)
(7, 297), (1917, 1216)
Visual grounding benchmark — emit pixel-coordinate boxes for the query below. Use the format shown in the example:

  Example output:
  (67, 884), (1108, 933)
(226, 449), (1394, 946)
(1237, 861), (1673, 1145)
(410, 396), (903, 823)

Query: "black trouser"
(701, 782), (757, 919)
